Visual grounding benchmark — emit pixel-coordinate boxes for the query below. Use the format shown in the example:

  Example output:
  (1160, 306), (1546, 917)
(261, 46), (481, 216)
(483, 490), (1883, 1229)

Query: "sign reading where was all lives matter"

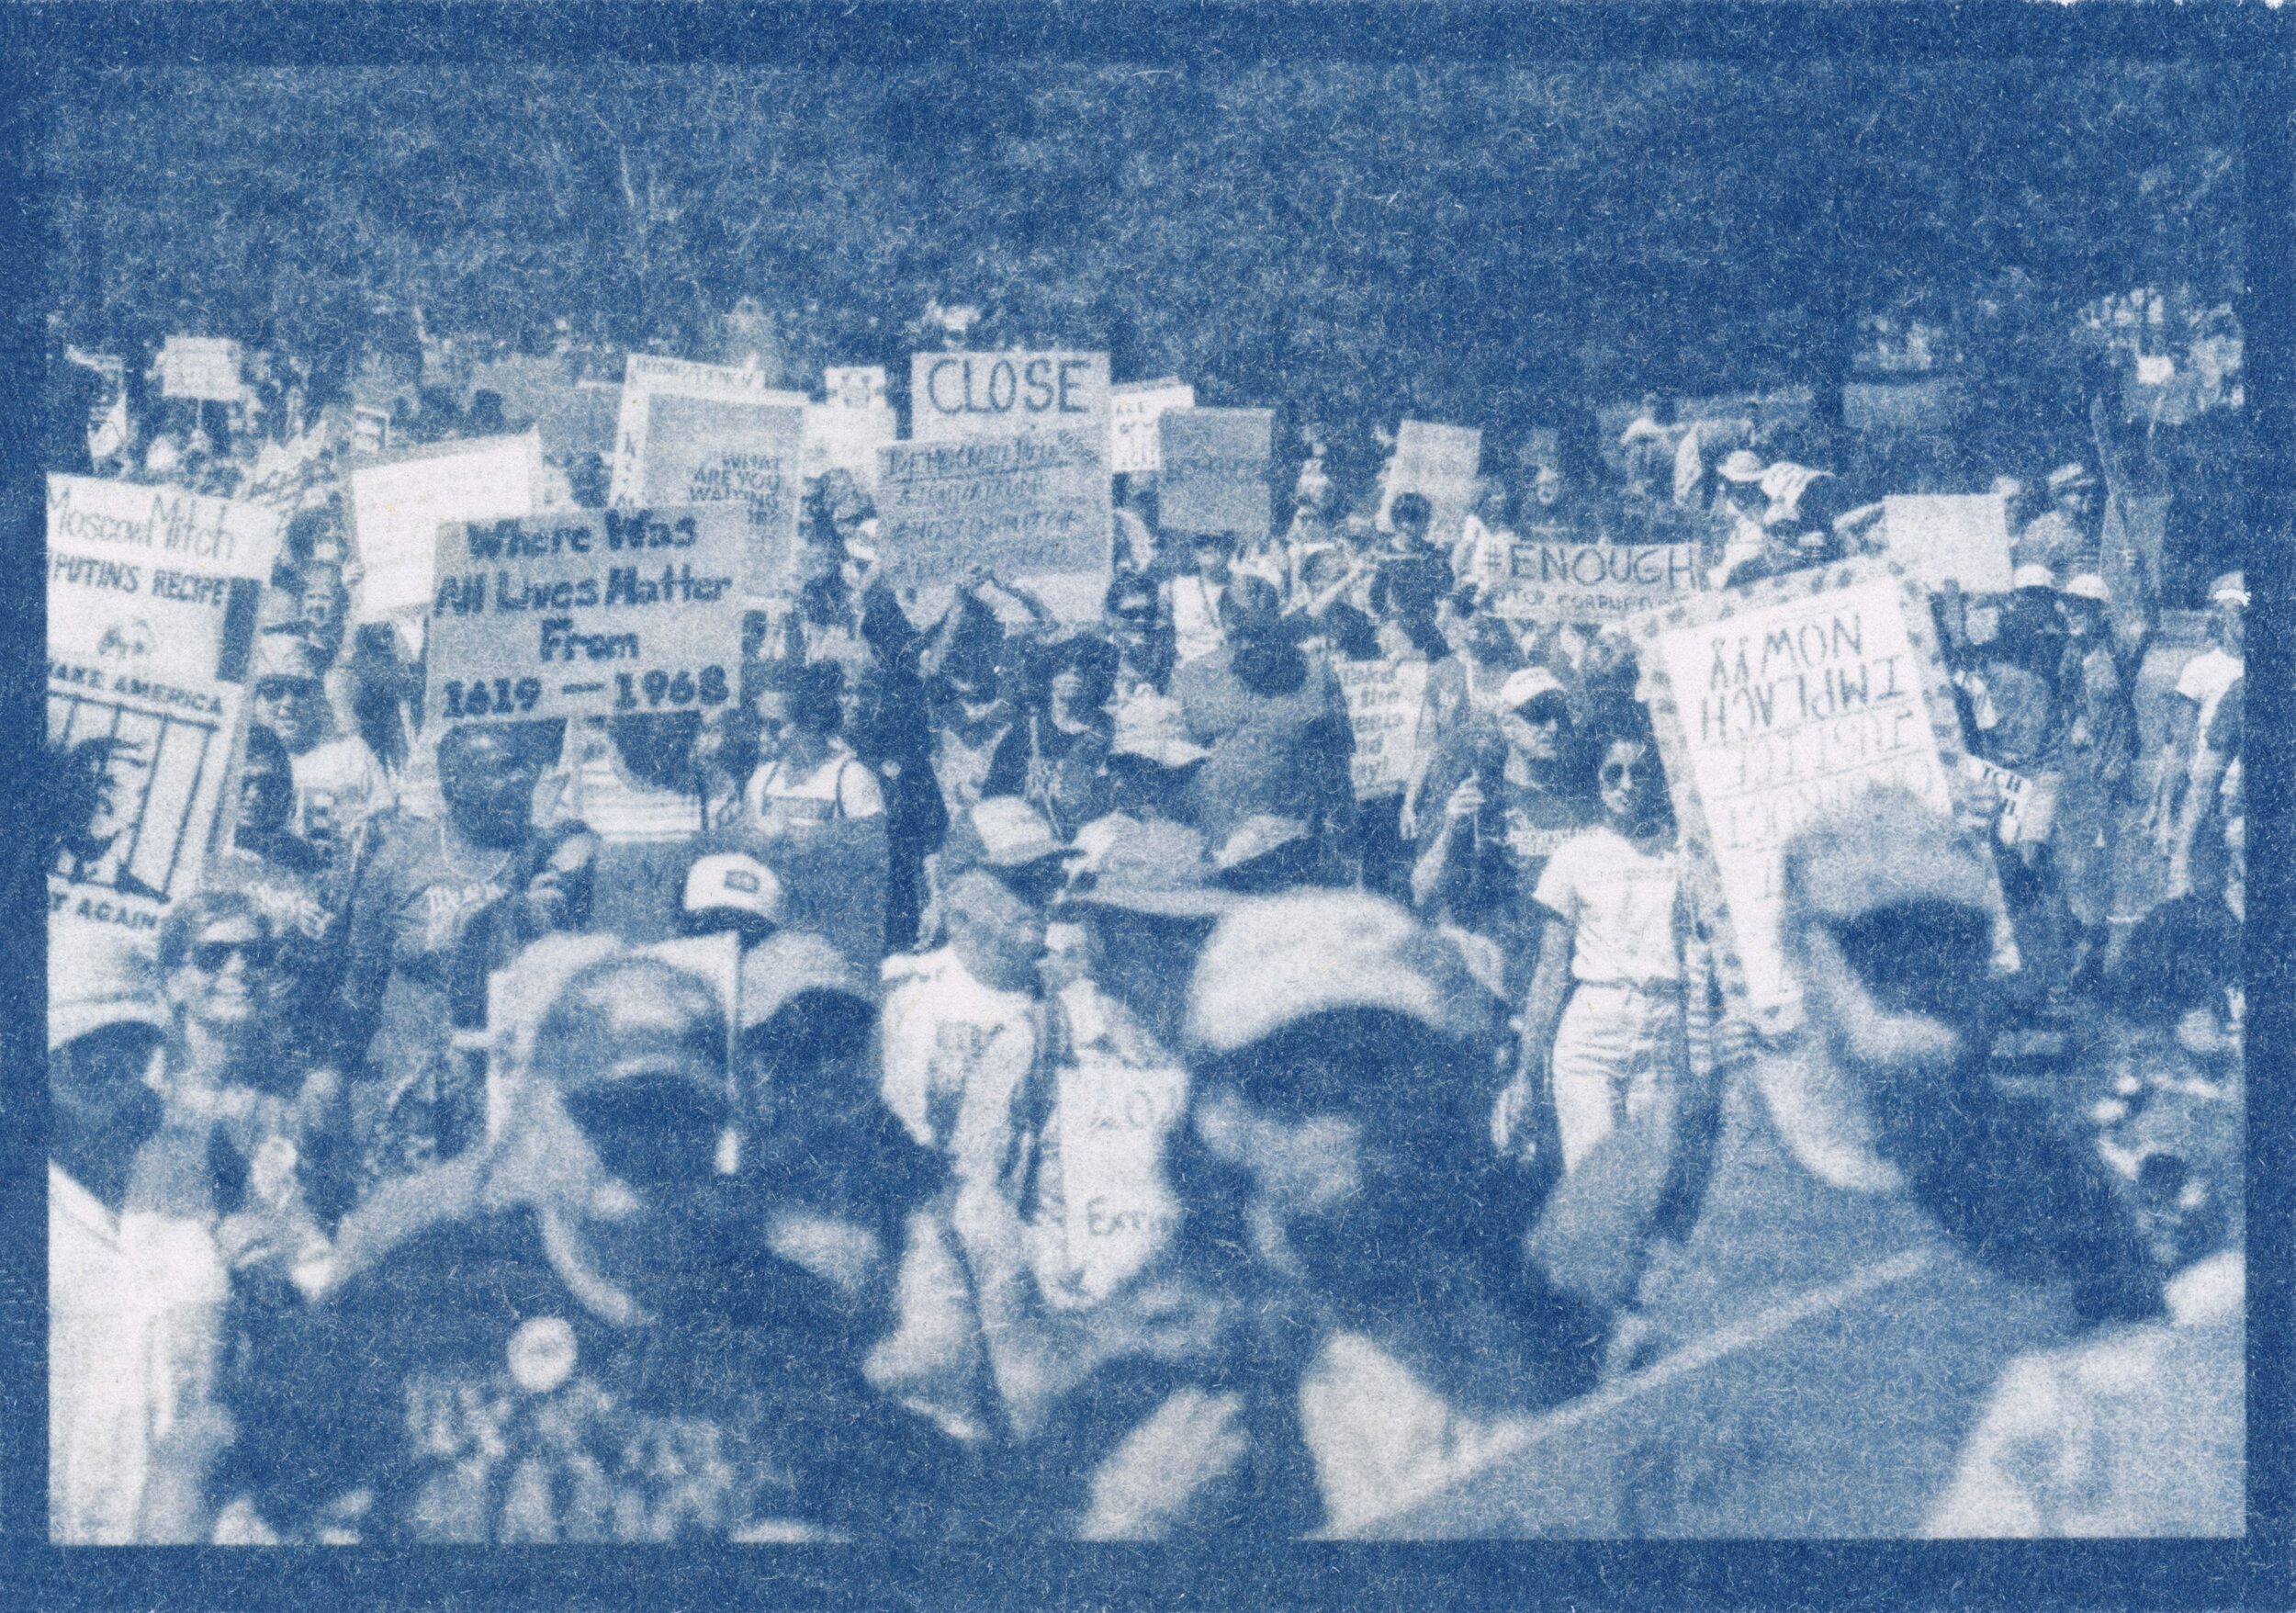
(425, 505), (748, 728)
(1628, 558), (2006, 1021)
(47, 475), (284, 935)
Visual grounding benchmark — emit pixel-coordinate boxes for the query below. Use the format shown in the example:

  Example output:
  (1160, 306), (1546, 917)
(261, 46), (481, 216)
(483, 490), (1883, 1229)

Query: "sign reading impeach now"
(1495, 541), (1705, 622)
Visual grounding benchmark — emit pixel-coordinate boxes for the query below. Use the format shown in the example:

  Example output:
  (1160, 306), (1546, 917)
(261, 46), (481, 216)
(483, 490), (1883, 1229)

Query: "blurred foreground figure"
(1370, 789), (2163, 1537)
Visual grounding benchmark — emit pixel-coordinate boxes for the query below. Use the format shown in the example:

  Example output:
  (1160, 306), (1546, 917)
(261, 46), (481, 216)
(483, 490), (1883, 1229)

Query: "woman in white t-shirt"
(1499, 725), (1692, 1175)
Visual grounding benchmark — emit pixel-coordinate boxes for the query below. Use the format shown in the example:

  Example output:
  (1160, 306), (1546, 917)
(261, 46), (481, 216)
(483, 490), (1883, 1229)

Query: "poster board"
(909, 350), (1109, 444)
(1054, 1026), (1188, 1302)
(1383, 420), (1482, 547)
(157, 335), (246, 401)
(1626, 558), (1998, 1023)
(1157, 407), (1274, 540)
(46, 476), (284, 938)
(608, 354), (806, 506)
(424, 504), (747, 728)
(801, 400), (898, 491)
(636, 393), (805, 602)
(464, 355), (621, 460)
(822, 366), (887, 411)
(1109, 378), (1195, 475)
(1494, 541), (1705, 623)
(1880, 494), (2013, 595)
(348, 433), (543, 620)
(1334, 657), (1429, 800)
(872, 431), (1111, 603)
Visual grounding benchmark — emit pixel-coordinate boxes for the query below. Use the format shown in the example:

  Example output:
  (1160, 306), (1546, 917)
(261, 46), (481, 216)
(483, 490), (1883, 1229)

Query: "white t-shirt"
(1532, 824), (1684, 987)
(2175, 647), (2243, 745)
(745, 742), (884, 827)
(51, 1165), (228, 1544)
(878, 946), (1041, 1186)
(1166, 572), (1228, 666)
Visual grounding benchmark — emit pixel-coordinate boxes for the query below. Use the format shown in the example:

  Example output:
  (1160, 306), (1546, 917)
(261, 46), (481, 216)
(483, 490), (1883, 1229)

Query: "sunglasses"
(1816, 900), (1995, 1010)
(189, 938), (277, 972)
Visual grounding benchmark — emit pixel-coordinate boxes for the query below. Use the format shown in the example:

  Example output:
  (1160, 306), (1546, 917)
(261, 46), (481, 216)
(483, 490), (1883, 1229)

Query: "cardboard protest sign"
(909, 350), (1109, 444)
(823, 366), (887, 411)
(424, 505), (748, 728)
(46, 476), (284, 936)
(1383, 420), (1482, 547)
(1334, 657), (1429, 800)
(1880, 494), (2013, 595)
(1055, 1032), (1188, 1302)
(609, 354), (806, 507)
(157, 336), (246, 401)
(1956, 753), (2058, 848)
(1109, 378), (1195, 475)
(1495, 541), (1705, 623)
(802, 401), (898, 491)
(1157, 407), (1274, 540)
(636, 393), (805, 601)
(1627, 558), (1998, 1021)
(464, 355), (620, 460)
(349, 433), (543, 620)
(872, 432), (1111, 598)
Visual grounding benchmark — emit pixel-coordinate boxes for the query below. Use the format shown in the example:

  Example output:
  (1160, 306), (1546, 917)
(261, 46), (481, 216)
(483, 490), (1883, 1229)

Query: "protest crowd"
(45, 311), (2243, 1544)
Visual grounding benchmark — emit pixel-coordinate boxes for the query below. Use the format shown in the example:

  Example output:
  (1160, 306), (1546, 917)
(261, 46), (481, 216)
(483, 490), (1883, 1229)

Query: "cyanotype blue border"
(0, 4), (2283, 1607)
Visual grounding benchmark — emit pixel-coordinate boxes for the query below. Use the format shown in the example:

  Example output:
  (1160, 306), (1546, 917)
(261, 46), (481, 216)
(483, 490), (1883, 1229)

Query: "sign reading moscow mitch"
(425, 506), (747, 726)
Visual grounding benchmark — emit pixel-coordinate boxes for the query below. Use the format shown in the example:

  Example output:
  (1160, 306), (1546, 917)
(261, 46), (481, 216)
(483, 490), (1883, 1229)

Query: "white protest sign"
(425, 505), (747, 727)
(1334, 657), (1429, 800)
(801, 401), (898, 491)
(1157, 408), (1274, 540)
(1630, 560), (1989, 1020)
(873, 432), (1111, 605)
(1055, 1020), (1188, 1302)
(157, 336), (246, 401)
(609, 354), (807, 507)
(909, 350), (1110, 444)
(47, 476), (285, 936)
(1881, 494), (2013, 595)
(823, 366), (887, 411)
(1109, 378), (1195, 475)
(1383, 420), (1482, 547)
(349, 434), (543, 620)
(636, 393), (805, 602)
(1495, 540), (1705, 623)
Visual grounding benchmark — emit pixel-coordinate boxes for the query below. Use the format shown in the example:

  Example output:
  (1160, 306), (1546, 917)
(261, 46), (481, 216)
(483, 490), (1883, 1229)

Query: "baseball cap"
(683, 852), (785, 927)
(49, 923), (171, 1053)
(2010, 563), (2058, 592)
(1063, 818), (1234, 919)
(251, 634), (326, 689)
(2209, 571), (2247, 607)
(2046, 463), (2098, 492)
(2060, 573), (2110, 603)
(1498, 666), (1569, 716)
(1186, 889), (1497, 1055)
(1716, 449), (1766, 483)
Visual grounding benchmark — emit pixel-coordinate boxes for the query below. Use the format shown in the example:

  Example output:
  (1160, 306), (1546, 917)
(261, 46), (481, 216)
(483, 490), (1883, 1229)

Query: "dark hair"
(1231, 629), (1309, 698)
(1105, 573), (1159, 620)
(751, 658), (845, 737)
(242, 724), (291, 774)
(1039, 633), (1119, 716)
(1390, 491), (1433, 529)
(1221, 572), (1284, 636)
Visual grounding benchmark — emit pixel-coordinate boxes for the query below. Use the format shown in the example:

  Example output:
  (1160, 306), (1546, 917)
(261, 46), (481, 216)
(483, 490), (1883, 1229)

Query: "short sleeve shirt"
(1532, 825), (1683, 987)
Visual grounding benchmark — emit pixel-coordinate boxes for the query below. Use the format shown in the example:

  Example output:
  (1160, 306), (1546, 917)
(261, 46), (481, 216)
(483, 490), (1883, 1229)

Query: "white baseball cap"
(682, 852), (785, 926)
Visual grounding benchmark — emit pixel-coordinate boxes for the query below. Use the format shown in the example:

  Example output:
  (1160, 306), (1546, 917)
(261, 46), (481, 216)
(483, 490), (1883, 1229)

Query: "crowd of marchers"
(48, 353), (2244, 1542)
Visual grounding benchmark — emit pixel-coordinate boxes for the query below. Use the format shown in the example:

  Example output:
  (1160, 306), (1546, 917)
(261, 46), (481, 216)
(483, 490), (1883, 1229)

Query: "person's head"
(524, 954), (733, 1303)
(1177, 892), (1521, 1327)
(1060, 819), (1233, 1043)
(2056, 574), (2110, 638)
(295, 563), (349, 663)
(1190, 530), (1235, 581)
(1435, 585), (1481, 660)
(1497, 668), (1572, 772)
(751, 660), (844, 761)
(1230, 622), (1308, 699)
(1220, 572), (1283, 639)
(694, 702), (763, 793)
(2208, 571), (2245, 656)
(1777, 790), (2001, 1133)
(235, 725), (298, 844)
(1593, 725), (1670, 839)
(157, 889), (282, 1051)
(681, 851), (785, 946)
(936, 656), (1009, 737)
(1104, 573), (1165, 668)
(437, 723), (544, 846)
(1041, 636), (1116, 727)
(523, 822), (599, 934)
(50, 924), (170, 1190)
(943, 867), (1050, 995)
(252, 637), (331, 755)
(1529, 465), (1566, 510)
(1716, 449), (1766, 514)
(62, 736), (148, 855)
(1466, 612), (1525, 673)
(1389, 492), (1433, 546)
(2047, 463), (2099, 524)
